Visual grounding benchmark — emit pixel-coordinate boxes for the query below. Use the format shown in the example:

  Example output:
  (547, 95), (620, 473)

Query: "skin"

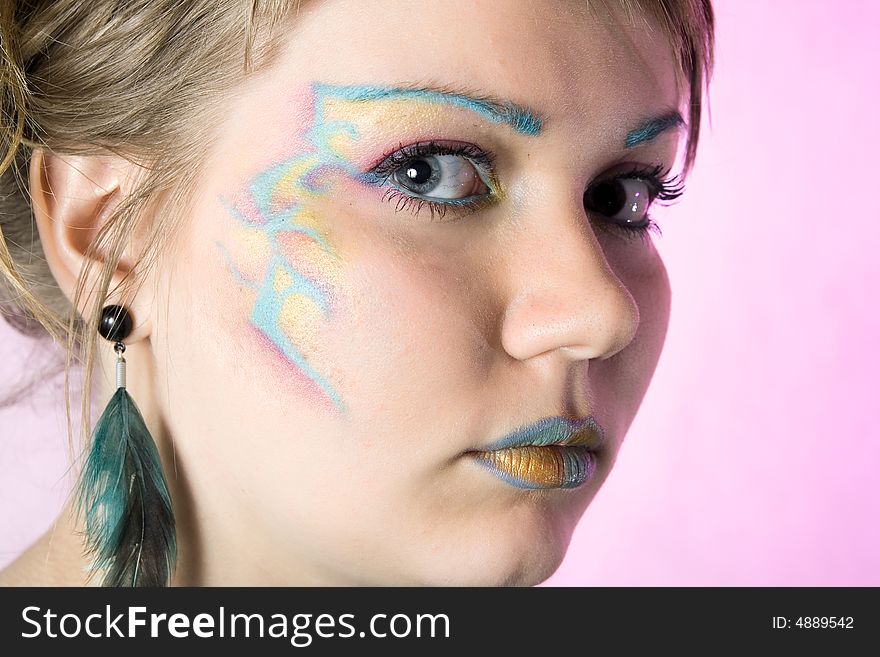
(2, 0), (681, 586)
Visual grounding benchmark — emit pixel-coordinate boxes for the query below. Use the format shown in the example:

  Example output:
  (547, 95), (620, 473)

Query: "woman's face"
(151, 0), (681, 585)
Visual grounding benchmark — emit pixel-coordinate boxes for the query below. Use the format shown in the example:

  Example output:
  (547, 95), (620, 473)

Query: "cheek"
(328, 230), (497, 421)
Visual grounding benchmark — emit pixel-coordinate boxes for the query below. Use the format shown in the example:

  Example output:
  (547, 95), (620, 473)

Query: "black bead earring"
(74, 304), (177, 586)
(97, 304), (133, 343)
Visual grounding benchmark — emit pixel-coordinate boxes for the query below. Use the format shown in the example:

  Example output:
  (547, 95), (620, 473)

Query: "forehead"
(277, 0), (683, 137)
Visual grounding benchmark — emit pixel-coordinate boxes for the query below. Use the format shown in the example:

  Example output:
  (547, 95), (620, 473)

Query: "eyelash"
(367, 141), (685, 242)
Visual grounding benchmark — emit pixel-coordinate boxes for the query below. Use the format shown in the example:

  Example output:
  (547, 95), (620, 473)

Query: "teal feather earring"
(75, 304), (177, 586)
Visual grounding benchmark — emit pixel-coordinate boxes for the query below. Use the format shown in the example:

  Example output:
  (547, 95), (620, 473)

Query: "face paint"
(216, 82), (542, 414)
(216, 195), (347, 413)
(624, 111), (685, 149)
(311, 82), (544, 138)
(215, 92), (355, 413)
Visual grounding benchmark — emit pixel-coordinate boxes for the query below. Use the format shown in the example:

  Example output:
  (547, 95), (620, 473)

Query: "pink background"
(2, 0), (878, 584)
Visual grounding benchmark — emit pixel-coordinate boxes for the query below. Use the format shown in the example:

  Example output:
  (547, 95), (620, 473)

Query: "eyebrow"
(625, 111), (686, 148)
(316, 81), (546, 137)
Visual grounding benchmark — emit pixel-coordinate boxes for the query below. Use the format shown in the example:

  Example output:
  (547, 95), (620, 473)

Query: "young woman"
(0, 0), (714, 586)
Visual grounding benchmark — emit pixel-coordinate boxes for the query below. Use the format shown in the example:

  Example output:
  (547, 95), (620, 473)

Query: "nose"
(499, 192), (640, 363)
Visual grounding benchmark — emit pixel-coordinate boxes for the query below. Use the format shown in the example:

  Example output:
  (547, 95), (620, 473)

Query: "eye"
(583, 177), (654, 225)
(391, 153), (489, 201)
(361, 140), (498, 221)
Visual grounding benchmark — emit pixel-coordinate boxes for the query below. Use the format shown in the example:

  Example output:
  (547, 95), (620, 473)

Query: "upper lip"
(473, 415), (605, 452)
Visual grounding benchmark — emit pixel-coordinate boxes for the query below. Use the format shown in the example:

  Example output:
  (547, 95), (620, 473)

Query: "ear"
(29, 149), (153, 342)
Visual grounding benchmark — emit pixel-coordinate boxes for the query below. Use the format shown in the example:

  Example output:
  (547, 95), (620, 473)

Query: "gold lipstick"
(468, 416), (604, 490)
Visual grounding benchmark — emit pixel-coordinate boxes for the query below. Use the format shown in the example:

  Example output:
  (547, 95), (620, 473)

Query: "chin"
(408, 501), (579, 587)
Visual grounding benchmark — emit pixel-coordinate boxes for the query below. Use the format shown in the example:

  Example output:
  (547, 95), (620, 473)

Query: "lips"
(466, 416), (604, 490)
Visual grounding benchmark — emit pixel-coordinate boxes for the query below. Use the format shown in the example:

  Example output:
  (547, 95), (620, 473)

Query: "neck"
(0, 502), (92, 586)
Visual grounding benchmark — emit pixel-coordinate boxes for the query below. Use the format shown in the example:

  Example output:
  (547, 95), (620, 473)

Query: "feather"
(75, 387), (176, 587)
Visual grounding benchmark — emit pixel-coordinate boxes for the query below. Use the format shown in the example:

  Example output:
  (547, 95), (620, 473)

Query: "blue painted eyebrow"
(625, 111), (686, 148)
(315, 82), (545, 137)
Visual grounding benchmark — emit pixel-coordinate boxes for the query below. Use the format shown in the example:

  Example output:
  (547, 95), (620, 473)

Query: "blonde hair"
(0, 0), (714, 442)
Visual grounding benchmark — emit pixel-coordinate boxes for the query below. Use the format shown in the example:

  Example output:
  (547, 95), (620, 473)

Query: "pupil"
(586, 181), (626, 215)
(404, 159), (432, 185)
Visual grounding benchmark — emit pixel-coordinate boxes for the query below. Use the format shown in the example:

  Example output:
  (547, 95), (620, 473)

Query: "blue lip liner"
(483, 416), (604, 451)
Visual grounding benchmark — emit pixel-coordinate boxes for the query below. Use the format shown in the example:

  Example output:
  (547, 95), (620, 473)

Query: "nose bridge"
(499, 188), (640, 363)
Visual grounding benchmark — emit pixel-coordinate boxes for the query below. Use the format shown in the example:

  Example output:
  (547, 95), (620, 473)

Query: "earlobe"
(29, 149), (152, 339)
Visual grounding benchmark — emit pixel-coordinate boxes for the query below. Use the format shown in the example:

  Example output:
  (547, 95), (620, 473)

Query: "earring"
(74, 304), (176, 586)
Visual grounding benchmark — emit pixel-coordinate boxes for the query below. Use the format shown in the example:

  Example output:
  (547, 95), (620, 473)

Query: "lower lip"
(467, 445), (597, 490)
